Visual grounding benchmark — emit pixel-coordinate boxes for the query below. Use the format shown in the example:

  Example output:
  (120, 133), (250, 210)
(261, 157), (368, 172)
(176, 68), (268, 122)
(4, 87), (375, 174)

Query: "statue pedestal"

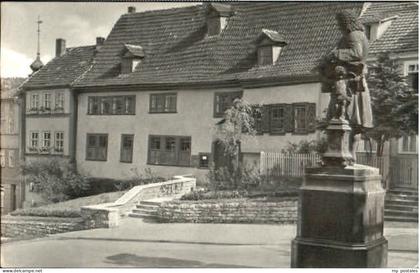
(291, 165), (388, 268)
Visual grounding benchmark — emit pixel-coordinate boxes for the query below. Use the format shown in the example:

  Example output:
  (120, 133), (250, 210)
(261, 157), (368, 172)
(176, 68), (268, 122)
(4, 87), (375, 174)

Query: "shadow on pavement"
(104, 253), (255, 268)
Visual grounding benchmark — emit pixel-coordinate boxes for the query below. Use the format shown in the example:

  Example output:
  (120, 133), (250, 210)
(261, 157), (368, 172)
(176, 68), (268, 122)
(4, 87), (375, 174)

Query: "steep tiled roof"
(76, 2), (364, 88)
(23, 45), (96, 89)
(365, 2), (418, 55)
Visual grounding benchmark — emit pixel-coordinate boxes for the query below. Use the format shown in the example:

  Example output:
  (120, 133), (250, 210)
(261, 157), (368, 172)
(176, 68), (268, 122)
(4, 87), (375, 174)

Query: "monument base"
(291, 164), (388, 268)
(291, 237), (388, 268)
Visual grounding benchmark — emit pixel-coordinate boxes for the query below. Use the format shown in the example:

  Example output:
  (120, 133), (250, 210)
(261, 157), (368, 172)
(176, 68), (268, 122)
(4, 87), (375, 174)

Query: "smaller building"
(1, 78), (25, 214)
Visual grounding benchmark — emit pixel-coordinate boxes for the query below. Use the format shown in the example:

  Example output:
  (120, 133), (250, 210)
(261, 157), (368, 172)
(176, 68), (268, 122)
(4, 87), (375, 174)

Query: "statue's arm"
(335, 32), (364, 62)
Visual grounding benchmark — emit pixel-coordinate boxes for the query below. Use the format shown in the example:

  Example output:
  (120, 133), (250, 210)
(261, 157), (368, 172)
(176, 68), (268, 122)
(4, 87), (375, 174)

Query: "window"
(150, 93), (177, 113)
(148, 135), (191, 166)
(132, 59), (141, 72)
(198, 153), (210, 168)
(120, 134), (134, 163)
(270, 104), (286, 134)
(30, 131), (39, 150)
(86, 134), (108, 161)
(364, 25), (371, 40)
(55, 132), (64, 153)
(41, 131), (51, 153)
(294, 105), (307, 134)
(214, 91), (243, 117)
(407, 63), (418, 92)
(207, 16), (221, 36)
(43, 93), (52, 110)
(55, 92), (64, 110)
(258, 46), (273, 66)
(0, 151), (5, 168)
(8, 150), (14, 168)
(399, 135), (417, 154)
(30, 94), (39, 110)
(8, 118), (15, 134)
(88, 96), (135, 115)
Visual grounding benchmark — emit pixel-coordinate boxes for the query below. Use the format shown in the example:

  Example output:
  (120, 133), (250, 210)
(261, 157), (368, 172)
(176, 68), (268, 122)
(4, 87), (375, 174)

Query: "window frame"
(147, 135), (191, 167)
(404, 60), (419, 92)
(43, 93), (52, 110)
(54, 131), (64, 153)
(120, 134), (134, 163)
(293, 103), (308, 135)
(149, 93), (177, 114)
(30, 94), (39, 110)
(8, 150), (15, 168)
(213, 91), (243, 118)
(30, 131), (39, 149)
(269, 104), (287, 135)
(258, 45), (273, 66)
(398, 135), (418, 154)
(86, 134), (108, 161)
(55, 92), (65, 110)
(0, 151), (5, 168)
(87, 95), (136, 115)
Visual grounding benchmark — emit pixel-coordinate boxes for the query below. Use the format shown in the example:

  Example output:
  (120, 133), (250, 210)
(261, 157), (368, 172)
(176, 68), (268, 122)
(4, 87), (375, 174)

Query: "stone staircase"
(385, 188), (418, 223)
(128, 200), (161, 220)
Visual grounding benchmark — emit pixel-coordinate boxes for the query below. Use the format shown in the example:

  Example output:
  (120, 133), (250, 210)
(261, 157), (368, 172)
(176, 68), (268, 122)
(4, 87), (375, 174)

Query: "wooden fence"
(259, 152), (391, 187)
(389, 156), (418, 189)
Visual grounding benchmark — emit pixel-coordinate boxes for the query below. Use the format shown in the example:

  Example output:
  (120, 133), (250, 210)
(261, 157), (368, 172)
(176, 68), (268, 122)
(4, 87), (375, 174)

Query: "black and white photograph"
(0, 1), (418, 269)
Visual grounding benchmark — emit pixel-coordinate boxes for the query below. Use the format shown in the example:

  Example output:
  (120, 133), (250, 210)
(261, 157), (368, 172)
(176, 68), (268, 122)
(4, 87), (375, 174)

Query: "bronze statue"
(320, 10), (373, 162)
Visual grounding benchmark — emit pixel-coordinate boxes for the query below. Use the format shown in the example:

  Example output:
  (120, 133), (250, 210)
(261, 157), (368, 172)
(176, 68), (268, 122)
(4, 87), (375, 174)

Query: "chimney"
(96, 37), (105, 51)
(56, 38), (66, 57)
(128, 6), (136, 14)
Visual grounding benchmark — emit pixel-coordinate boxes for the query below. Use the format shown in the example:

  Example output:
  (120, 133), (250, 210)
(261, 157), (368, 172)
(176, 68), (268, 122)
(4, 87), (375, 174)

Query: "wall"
(156, 198), (298, 224)
(1, 215), (85, 238)
(25, 88), (72, 157)
(76, 82), (326, 181)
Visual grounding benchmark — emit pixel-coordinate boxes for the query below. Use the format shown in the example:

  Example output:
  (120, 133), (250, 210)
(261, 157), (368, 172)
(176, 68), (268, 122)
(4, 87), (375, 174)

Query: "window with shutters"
(86, 134), (108, 161)
(293, 104), (307, 134)
(251, 105), (264, 135)
(149, 93), (177, 113)
(120, 134), (134, 163)
(292, 103), (316, 134)
(214, 91), (243, 117)
(88, 95), (135, 115)
(148, 135), (191, 166)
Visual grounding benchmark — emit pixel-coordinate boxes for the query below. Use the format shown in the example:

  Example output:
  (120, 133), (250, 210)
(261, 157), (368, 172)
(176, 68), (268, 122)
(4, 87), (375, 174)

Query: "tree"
(213, 98), (258, 189)
(366, 53), (418, 156)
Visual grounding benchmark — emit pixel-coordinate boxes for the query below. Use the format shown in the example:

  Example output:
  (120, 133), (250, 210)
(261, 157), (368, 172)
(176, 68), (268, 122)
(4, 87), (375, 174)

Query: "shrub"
(207, 163), (265, 191)
(181, 189), (247, 201)
(10, 208), (82, 218)
(21, 159), (90, 203)
(282, 139), (328, 155)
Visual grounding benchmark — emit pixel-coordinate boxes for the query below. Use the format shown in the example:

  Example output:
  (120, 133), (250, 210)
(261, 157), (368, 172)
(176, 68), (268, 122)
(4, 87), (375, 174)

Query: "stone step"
(388, 189), (418, 196)
(128, 212), (157, 219)
(384, 209), (418, 218)
(139, 200), (162, 206)
(132, 208), (157, 215)
(136, 203), (159, 208)
(386, 195), (418, 202)
(385, 204), (418, 212)
(384, 215), (418, 223)
(385, 199), (419, 207)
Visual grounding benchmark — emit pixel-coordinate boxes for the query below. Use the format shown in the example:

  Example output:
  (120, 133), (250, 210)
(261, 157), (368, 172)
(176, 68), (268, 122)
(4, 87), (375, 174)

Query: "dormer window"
(257, 29), (287, 66)
(363, 15), (398, 42)
(121, 44), (144, 74)
(206, 3), (233, 36)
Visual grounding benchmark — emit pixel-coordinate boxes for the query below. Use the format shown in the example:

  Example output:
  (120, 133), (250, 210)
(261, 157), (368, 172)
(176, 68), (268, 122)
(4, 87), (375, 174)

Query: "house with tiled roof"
(357, 2), (418, 193)
(20, 2), (418, 194)
(1, 77), (25, 214)
(19, 39), (99, 206)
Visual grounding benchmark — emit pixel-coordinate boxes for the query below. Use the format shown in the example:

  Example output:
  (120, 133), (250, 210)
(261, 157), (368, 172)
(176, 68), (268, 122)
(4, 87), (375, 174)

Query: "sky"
(1, 2), (198, 78)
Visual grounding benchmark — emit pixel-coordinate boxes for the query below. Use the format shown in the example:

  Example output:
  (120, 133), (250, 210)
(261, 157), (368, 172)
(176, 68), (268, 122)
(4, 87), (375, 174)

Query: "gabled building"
(20, 39), (99, 206)
(1, 77), (25, 214)
(20, 2), (418, 188)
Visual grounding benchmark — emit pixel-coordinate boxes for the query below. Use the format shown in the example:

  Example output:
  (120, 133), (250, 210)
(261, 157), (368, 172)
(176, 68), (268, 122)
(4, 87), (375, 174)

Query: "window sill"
(147, 162), (191, 168)
(87, 113), (136, 116)
(398, 151), (417, 155)
(86, 158), (108, 162)
(148, 111), (177, 114)
(120, 160), (133, 164)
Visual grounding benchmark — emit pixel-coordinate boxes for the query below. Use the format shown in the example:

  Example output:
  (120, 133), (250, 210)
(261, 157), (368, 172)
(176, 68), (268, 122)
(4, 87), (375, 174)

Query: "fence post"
(260, 151), (265, 175)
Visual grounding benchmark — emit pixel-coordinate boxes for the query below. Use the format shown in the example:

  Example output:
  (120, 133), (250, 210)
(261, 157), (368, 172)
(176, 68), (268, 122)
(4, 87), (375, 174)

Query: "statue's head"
(335, 10), (364, 34)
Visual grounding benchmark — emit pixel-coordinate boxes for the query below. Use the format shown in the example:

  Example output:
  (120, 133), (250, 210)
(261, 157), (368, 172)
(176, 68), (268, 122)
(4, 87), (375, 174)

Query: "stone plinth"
(291, 164), (388, 268)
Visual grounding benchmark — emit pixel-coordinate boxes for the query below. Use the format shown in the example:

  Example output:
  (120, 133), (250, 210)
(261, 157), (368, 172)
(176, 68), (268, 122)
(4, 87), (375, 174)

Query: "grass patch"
(10, 191), (126, 218)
